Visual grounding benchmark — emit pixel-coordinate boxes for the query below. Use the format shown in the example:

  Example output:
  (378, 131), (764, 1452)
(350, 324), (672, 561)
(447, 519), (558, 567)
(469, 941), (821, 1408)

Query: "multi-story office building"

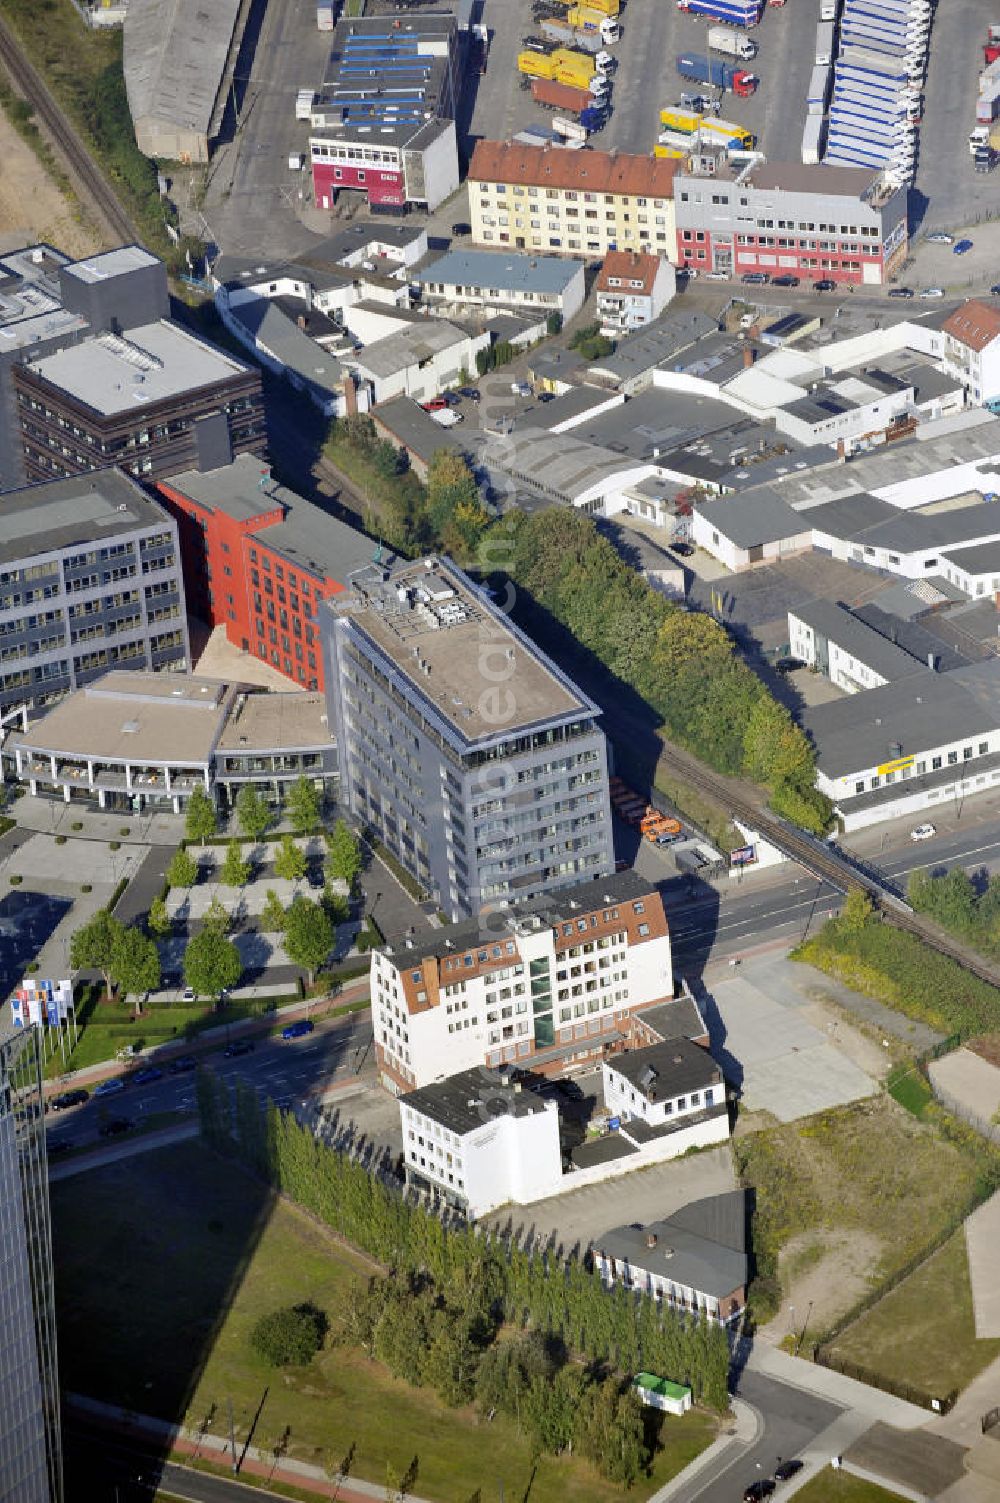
(0, 1029), (62, 1503)
(156, 455), (376, 692)
(673, 160), (907, 285)
(371, 872), (672, 1091)
(324, 557), (614, 920)
(0, 469), (188, 715)
(467, 141), (678, 259)
(13, 315), (265, 486)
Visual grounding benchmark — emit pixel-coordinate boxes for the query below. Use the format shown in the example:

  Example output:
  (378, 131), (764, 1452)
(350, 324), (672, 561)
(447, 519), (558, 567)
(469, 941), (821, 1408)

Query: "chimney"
(742, 343), (755, 368)
(297, 313), (307, 331)
(927, 651), (937, 671)
(342, 373), (358, 418)
(836, 438), (846, 459)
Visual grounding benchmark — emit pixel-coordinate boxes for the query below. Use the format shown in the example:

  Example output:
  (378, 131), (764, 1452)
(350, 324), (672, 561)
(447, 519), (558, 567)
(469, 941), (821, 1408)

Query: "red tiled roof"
(595, 249), (661, 295)
(943, 299), (1000, 353)
(468, 140), (677, 198)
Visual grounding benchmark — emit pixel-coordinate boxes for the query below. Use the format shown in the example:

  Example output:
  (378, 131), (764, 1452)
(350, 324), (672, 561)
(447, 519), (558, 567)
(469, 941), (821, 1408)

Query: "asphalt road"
(45, 1010), (375, 1153)
(691, 1369), (843, 1503)
(64, 1422), (292, 1503)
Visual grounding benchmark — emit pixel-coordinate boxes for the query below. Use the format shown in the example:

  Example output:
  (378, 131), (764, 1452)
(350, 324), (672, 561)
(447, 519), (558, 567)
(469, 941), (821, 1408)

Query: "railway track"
(0, 14), (135, 245)
(654, 738), (1000, 990)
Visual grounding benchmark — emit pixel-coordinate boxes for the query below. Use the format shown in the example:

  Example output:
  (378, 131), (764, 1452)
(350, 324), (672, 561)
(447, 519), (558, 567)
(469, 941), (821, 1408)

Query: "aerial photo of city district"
(8, 0), (1000, 1501)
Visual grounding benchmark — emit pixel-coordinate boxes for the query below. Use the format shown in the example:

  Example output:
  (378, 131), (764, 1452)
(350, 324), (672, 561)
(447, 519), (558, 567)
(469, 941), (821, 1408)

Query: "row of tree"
(908, 865), (1000, 959)
(344, 1274), (647, 1484)
(489, 509), (831, 833)
(184, 778), (327, 847)
(197, 1073), (731, 1415)
(325, 418), (491, 560)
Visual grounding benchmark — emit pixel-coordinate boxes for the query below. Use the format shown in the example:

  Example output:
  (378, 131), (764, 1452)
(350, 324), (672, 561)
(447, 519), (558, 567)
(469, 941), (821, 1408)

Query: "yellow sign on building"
(876, 755), (915, 777)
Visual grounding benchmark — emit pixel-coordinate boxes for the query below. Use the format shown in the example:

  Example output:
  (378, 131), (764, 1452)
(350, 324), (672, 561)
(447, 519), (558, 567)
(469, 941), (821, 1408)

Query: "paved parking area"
(483, 1142), (736, 1254)
(695, 955), (879, 1123)
(915, 0), (1000, 233)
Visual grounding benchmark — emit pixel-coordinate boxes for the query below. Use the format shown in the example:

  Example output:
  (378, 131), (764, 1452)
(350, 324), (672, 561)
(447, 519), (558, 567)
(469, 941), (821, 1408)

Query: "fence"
(813, 1350), (957, 1415)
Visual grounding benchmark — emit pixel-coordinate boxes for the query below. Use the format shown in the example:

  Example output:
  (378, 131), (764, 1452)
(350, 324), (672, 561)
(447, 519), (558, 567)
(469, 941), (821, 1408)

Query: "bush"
(81, 883), (92, 894)
(71, 821), (83, 831)
(9, 874), (22, 885)
(54, 834), (67, 846)
(119, 826), (131, 836)
(109, 840), (121, 851)
(250, 1303), (327, 1367)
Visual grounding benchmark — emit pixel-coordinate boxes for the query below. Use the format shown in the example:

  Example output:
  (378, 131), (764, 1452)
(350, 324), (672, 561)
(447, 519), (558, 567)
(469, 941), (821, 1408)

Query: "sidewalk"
(747, 1345), (929, 1429)
(649, 1398), (759, 1503)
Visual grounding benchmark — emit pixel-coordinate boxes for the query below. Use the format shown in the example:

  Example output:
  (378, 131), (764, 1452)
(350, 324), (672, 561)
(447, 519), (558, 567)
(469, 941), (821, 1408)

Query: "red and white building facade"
(674, 162), (908, 286)
(310, 117), (458, 214)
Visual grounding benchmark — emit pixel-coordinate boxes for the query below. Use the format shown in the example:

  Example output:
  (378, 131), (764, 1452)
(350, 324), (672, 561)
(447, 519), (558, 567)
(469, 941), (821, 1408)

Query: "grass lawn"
(52, 1144), (717, 1503)
(792, 1473), (909, 1503)
(734, 1096), (995, 1335)
(826, 1230), (1000, 1397)
(885, 1061), (933, 1119)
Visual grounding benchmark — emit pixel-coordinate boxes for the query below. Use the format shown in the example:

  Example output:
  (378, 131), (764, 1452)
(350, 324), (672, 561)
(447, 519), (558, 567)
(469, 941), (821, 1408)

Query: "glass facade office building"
(0, 1029), (62, 1503)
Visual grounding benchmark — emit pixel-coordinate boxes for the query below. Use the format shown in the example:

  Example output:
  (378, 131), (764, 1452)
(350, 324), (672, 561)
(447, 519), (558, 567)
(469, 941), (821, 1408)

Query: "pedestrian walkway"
(964, 1189), (1000, 1338)
(14, 793), (184, 847)
(747, 1345), (929, 1429)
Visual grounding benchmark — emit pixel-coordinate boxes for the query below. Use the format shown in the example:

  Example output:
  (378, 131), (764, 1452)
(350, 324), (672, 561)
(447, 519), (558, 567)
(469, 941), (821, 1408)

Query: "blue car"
(281, 1020), (314, 1041)
(93, 1077), (126, 1098)
(953, 238), (974, 255)
(131, 1066), (163, 1086)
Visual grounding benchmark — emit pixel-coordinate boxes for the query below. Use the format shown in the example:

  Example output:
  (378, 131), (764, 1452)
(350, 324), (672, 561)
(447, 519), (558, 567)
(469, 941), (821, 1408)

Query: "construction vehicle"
(608, 778), (683, 844)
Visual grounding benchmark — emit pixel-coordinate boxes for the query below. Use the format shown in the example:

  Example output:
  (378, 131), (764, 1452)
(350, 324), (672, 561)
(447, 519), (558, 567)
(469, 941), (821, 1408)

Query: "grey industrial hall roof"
(416, 248), (584, 296)
(491, 425), (645, 502)
(0, 469), (172, 566)
(549, 387), (746, 460)
(695, 488), (808, 548)
(352, 319), (471, 379)
(587, 310), (719, 384)
(401, 1067), (552, 1137)
(801, 668), (1000, 778)
(27, 320), (252, 415)
(381, 871), (658, 961)
(777, 420), (1000, 511)
(227, 299), (345, 396)
(596, 1191), (749, 1299)
(789, 599), (925, 682)
(608, 1037), (720, 1101)
(371, 396), (467, 462)
(806, 492), (1000, 555)
(940, 540), (1000, 577)
(123, 0), (242, 137)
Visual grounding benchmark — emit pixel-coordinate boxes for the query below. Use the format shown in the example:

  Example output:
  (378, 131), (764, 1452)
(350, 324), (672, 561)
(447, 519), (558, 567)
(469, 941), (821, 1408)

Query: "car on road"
(771, 274), (800, 287)
(743, 1482), (775, 1502)
(422, 397), (449, 412)
(953, 238), (974, 255)
(224, 1039), (255, 1058)
(181, 987), (196, 1002)
(450, 222), (471, 237)
(457, 387), (480, 403)
(925, 231), (953, 244)
(536, 391), (556, 403)
(741, 272), (770, 285)
(281, 1019), (315, 1041)
(511, 381), (532, 397)
(169, 1055), (198, 1074)
(705, 270), (729, 281)
(131, 1066), (163, 1086)
(774, 1460), (803, 1482)
(920, 287), (944, 298)
(991, 284), (1000, 296)
(910, 823), (937, 841)
(442, 391), (462, 407)
(46, 1139), (74, 1157)
(812, 278), (837, 292)
(672, 541), (695, 557)
(93, 1078), (126, 1098)
(99, 1117), (133, 1138)
(774, 656), (806, 674)
(50, 1088), (89, 1111)
(887, 287), (914, 298)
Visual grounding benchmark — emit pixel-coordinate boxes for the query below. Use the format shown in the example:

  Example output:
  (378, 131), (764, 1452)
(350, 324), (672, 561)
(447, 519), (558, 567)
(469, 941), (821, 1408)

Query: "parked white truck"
(707, 25), (758, 61)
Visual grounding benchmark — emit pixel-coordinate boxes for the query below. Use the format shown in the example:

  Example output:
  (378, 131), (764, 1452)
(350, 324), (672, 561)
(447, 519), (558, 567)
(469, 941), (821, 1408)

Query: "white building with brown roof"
(369, 872), (673, 1092)
(942, 300), (1000, 408)
(467, 142), (678, 260)
(595, 251), (676, 338)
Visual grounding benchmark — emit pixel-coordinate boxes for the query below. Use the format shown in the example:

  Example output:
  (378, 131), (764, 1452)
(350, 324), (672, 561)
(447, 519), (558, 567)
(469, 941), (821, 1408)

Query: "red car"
(422, 397), (448, 412)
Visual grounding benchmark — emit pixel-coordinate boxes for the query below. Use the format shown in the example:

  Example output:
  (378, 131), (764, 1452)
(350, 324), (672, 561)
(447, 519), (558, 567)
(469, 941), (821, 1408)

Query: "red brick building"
(155, 454), (378, 690)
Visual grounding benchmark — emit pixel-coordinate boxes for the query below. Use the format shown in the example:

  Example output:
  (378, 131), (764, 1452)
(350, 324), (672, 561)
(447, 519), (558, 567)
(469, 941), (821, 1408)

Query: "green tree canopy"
(260, 888), (287, 933)
(273, 833), (307, 883)
(183, 927), (242, 1001)
(251, 1303), (327, 1367)
(285, 775), (321, 836)
(147, 895), (172, 940)
(283, 896), (334, 983)
(69, 908), (123, 997)
(235, 784), (272, 842)
(326, 819), (362, 888)
(110, 926), (161, 1015)
(166, 847), (198, 889)
(221, 839), (251, 888)
(184, 783), (217, 846)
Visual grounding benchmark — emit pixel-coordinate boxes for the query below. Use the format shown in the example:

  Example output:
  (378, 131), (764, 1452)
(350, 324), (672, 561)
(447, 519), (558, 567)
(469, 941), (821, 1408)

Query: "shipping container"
(815, 21), (835, 64)
(807, 63), (831, 113)
(801, 112), (825, 164)
(676, 0), (762, 27)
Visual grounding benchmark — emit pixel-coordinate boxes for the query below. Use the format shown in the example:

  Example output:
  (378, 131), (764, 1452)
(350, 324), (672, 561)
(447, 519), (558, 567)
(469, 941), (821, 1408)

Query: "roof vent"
(646, 1231), (658, 1249)
(121, 720), (139, 734)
